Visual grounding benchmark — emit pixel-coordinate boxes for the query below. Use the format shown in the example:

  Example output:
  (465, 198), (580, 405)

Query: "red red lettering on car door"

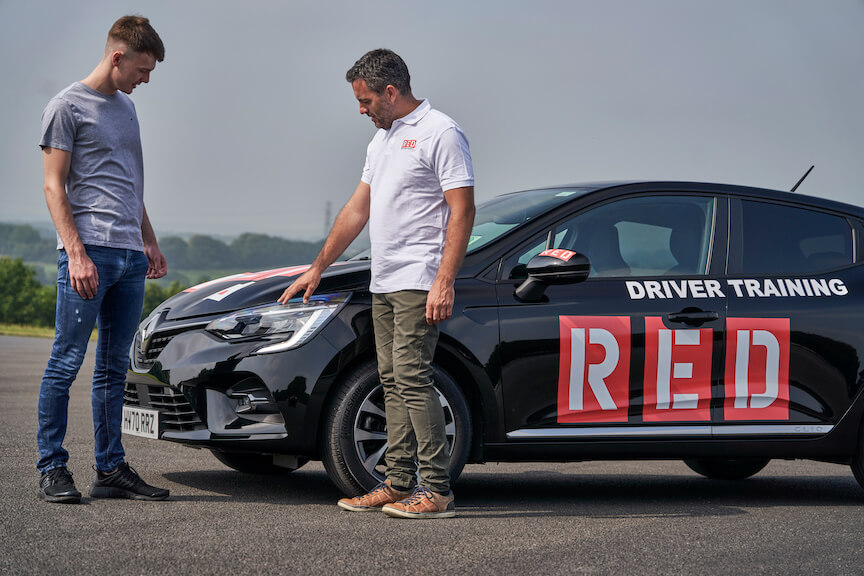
(642, 317), (713, 422)
(723, 318), (790, 421)
(558, 316), (630, 423)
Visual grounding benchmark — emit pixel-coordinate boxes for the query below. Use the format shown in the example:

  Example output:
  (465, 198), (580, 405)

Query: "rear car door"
(723, 198), (861, 435)
(497, 192), (727, 442)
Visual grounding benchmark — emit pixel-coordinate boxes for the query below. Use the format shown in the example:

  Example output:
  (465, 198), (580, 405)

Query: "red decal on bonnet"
(183, 265), (311, 292)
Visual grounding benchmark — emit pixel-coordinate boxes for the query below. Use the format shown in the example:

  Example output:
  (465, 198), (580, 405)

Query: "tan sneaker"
(381, 486), (456, 519)
(337, 479), (412, 512)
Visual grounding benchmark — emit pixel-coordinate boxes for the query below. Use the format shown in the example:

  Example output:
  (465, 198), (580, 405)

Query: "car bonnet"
(158, 260), (371, 321)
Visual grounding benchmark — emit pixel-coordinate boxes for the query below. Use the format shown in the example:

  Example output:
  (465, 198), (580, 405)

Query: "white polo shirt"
(361, 99), (474, 293)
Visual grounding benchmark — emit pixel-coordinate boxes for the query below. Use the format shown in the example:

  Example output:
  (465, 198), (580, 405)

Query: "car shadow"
(161, 465), (862, 517)
(161, 467), (342, 504)
(453, 469), (863, 519)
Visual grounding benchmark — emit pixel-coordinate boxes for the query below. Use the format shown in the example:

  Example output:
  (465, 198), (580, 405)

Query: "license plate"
(122, 406), (160, 439)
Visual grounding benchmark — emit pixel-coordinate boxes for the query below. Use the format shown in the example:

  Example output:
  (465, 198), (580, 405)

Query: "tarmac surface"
(2, 334), (864, 575)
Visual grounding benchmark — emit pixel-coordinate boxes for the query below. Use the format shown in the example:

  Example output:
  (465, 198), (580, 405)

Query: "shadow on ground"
(161, 462), (863, 519)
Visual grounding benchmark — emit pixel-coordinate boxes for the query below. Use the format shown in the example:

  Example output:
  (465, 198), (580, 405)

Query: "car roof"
(512, 180), (864, 219)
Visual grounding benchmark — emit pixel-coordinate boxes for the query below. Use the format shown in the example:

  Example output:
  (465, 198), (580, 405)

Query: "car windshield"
(348, 187), (592, 260)
(466, 187), (592, 252)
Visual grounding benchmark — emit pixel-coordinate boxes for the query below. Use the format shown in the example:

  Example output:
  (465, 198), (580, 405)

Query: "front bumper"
(125, 321), (343, 454)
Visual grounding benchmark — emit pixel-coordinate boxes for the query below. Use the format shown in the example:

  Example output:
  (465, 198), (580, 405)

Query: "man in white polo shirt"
(278, 48), (474, 519)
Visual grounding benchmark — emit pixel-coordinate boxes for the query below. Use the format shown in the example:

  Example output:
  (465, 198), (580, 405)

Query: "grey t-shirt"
(40, 82), (145, 251)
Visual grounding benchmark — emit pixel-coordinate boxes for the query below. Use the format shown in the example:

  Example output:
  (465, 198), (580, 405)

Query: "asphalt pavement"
(2, 334), (864, 575)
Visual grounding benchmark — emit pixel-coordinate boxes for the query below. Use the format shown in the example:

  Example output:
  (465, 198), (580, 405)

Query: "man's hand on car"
(278, 268), (322, 304)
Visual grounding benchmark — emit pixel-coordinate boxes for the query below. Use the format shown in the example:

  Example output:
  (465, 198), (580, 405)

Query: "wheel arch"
(312, 349), (378, 458)
(433, 338), (490, 462)
(310, 335), (492, 463)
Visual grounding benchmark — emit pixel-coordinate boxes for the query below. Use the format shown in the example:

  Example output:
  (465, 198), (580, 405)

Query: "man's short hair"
(346, 49), (411, 95)
(108, 15), (165, 62)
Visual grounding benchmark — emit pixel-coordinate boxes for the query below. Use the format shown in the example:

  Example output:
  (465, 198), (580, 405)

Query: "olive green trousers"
(372, 290), (450, 493)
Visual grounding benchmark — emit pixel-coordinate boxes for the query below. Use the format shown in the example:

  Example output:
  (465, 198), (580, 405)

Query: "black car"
(125, 181), (864, 496)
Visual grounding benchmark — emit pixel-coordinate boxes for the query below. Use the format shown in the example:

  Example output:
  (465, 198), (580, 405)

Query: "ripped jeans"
(37, 245), (147, 473)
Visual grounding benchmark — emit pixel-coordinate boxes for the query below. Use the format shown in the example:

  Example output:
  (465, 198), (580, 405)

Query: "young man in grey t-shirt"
(37, 15), (169, 503)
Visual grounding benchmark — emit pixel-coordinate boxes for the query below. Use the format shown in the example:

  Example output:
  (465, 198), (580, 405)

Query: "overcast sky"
(2, 0), (862, 241)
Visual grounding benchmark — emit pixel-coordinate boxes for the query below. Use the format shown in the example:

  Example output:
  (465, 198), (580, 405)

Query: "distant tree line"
(0, 223), (57, 262)
(0, 256), (187, 328)
(160, 233), (322, 269)
(1, 223), (330, 328)
(1, 223), (324, 270)
(0, 257), (56, 326)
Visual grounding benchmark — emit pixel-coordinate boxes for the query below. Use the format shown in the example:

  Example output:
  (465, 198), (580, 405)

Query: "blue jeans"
(37, 245), (148, 474)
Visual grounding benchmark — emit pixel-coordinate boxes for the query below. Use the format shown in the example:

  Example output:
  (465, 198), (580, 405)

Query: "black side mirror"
(515, 249), (591, 302)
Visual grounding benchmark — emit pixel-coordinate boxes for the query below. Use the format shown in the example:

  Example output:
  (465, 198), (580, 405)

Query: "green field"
(0, 324), (100, 340)
(0, 323), (56, 338)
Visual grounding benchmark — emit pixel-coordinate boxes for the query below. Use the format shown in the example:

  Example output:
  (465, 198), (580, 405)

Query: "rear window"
(740, 201), (853, 274)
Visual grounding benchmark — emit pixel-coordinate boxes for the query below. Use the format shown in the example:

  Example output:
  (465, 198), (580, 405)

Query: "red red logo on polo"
(401, 140), (416, 149)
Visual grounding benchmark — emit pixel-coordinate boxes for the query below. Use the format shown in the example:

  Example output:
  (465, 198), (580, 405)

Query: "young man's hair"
(108, 15), (165, 62)
(346, 49), (411, 95)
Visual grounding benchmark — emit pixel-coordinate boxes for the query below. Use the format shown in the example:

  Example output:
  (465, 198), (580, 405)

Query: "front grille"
(144, 332), (177, 361)
(124, 383), (139, 404)
(125, 382), (205, 432)
(136, 324), (202, 367)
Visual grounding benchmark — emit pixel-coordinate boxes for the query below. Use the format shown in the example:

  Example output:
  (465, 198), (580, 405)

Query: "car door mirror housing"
(515, 251), (591, 301)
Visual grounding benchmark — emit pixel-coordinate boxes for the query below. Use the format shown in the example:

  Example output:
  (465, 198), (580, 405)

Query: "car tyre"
(849, 435), (864, 491)
(683, 458), (770, 480)
(322, 360), (472, 496)
(211, 450), (308, 475)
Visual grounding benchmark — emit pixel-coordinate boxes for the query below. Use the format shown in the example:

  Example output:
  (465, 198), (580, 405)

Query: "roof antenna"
(790, 165), (814, 192)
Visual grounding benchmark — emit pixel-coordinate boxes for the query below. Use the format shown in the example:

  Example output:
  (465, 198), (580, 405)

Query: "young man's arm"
(278, 181), (371, 304)
(42, 146), (99, 299)
(141, 205), (167, 279)
(426, 186), (475, 324)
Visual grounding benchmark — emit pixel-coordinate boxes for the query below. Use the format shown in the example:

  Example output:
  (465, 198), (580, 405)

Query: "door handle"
(667, 310), (719, 325)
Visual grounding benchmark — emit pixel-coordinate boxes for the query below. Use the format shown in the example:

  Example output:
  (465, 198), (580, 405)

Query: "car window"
(467, 188), (592, 252)
(347, 187), (593, 263)
(504, 195), (715, 279)
(504, 232), (551, 279)
(740, 200), (853, 274)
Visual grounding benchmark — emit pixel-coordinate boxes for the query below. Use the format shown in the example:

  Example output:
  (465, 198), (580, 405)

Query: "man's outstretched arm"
(278, 181), (371, 304)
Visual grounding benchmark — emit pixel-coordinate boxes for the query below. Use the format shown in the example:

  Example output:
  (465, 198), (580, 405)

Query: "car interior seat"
(581, 222), (631, 277)
(667, 207), (706, 275)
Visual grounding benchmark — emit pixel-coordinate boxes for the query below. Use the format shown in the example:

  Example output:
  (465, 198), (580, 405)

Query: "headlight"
(205, 293), (350, 354)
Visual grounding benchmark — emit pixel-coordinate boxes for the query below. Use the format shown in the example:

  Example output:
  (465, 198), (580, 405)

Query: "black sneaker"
(39, 467), (82, 504)
(89, 462), (170, 501)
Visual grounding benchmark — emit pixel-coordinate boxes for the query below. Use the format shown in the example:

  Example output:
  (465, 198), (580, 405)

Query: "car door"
(497, 192), (728, 441)
(723, 198), (861, 435)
